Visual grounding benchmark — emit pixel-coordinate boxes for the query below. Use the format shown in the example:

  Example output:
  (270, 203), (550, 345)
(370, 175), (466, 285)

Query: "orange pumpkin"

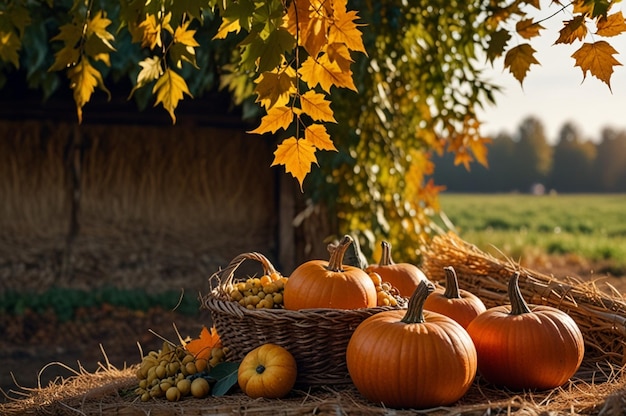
(365, 241), (428, 297)
(237, 343), (297, 399)
(466, 272), (585, 391)
(283, 235), (377, 310)
(346, 280), (477, 409)
(423, 266), (486, 329)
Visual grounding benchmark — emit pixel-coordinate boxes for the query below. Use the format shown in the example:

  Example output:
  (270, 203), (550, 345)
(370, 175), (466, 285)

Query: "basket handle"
(209, 252), (278, 294)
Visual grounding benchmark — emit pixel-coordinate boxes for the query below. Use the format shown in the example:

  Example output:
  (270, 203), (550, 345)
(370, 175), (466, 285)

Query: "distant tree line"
(433, 117), (626, 193)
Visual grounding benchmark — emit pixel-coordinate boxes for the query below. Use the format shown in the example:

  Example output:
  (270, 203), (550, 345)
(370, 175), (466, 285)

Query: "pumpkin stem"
(508, 272), (532, 315)
(401, 280), (435, 324)
(255, 364), (266, 374)
(327, 234), (353, 272)
(378, 241), (394, 266)
(442, 266), (461, 299)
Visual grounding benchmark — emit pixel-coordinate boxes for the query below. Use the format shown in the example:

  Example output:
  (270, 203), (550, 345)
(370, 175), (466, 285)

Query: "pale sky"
(476, 4), (626, 144)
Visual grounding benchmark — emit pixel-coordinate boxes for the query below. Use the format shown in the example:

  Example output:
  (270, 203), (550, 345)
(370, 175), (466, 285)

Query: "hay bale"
(421, 232), (626, 365)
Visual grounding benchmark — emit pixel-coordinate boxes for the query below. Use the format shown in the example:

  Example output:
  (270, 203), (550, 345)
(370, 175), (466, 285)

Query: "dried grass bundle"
(421, 232), (626, 366)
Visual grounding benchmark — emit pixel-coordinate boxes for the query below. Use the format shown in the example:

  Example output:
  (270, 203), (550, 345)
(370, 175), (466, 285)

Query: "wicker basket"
(201, 251), (405, 386)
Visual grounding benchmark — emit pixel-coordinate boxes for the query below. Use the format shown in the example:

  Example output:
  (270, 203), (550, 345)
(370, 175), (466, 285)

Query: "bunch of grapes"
(368, 272), (400, 307)
(228, 272), (288, 309)
(134, 341), (228, 402)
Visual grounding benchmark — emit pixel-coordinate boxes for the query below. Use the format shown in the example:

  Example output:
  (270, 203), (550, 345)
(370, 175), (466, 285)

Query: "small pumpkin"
(466, 272), (585, 391)
(237, 343), (297, 399)
(365, 241), (428, 297)
(423, 266), (486, 329)
(283, 235), (377, 310)
(346, 280), (477, 409)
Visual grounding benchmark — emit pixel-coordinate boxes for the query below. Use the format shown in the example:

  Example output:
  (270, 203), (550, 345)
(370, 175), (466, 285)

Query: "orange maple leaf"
(596, 12), (626, 37)
(271, 136), (318, 190)
(516, 18), (543, 40)
(572, 41), (622, 89)
(300, 54), (357, 92)
(300, 90), (337, 123)
(248, 106), (294, 134)
(304, 123), (337, 151)
(555, 16), (587, 45)
(453, 149), (474, 171)
(329, 4), (366, 54)
(504, 43), (539, 85)
(185, 326), (221, 360)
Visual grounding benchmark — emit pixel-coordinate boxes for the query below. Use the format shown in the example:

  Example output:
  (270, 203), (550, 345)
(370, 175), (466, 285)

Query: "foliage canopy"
(1, 0), (624, 259)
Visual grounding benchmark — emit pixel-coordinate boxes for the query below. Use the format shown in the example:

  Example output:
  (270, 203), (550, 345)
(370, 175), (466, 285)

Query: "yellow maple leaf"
(329, 4), (366, 54)
(254, 67), (296, 109)
(248, 106), (294, 134)
(86, 10), (115, 50)
(300, 54), (357, 92)
(271, 136), (318, 190)
(152, 68), (192, 123)
(504, 43), (539, 85)
(596, 12), (626, 37)
(68, 58), (110, 123)
(213, 16), (241, 40)
(174, 21), (200, 47)
(0, 31), (21, 68)
(185, 326), (221, 360)
(453, 149), (474, 171)
(555, 16), (587, 45)
(138, 12), (173, 50)
(572, 41), (622, 89)
(300, 90), (337, 123)
(516, 18), (543, 40)
(304, 123), (337, 151)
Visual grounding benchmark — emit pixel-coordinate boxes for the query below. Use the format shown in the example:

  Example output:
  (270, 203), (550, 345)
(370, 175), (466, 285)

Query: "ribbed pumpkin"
(283, 235), (377, 310)
(423, 266), (486, 329)
(365, 241), (428, 297)
(466, 272), (585, 391)
(346, 280), (477, 409)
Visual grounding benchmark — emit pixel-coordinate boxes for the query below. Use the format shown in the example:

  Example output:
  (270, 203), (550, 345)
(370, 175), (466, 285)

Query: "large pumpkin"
(346, 280), (477, 409)
(365, 241), (428, 297)
(237, 343), (297, 399)
(283, 235), (377, 310)
(466, 272), (585, 391)
(423, 266), (486, 329)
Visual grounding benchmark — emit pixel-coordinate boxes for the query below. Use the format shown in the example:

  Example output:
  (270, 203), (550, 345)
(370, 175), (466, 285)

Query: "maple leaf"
(185, 326), (222, 360)
(138, 12), (173, 50)
(453, 149), (474, 171)
(0, 31), (20, 68)
(555, 16), (587, 45)
(129, 56), (162, 98)
(304, 124), (337, 151)
(254, 67), (296, 109)
(300, 54), (357, 92)
(214, 16), (241, 39)
(572, 41), (622, 89)
(152, 68), (192, 123)
(271, 136), (318, 190)
(68, 58), (110, 123)
(469, 137), (491, 168)
(300, 90), (337, 123)
(86, 10), (115, 51)
(174, 21), (200, 47)
(516, 18), (543, 40)
(301, 12), (327, 57)
(326, 43), (354, 72)
(248, 106), (293, 134)
(485, 29), (511, 63)
(329, 5), (366, 54)
(48, 23), (82, 71)
(596, 12), (626, 37)
(504, 43), (539, 85)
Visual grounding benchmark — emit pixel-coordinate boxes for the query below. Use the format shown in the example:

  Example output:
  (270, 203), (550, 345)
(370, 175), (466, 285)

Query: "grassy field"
(435, 194), (626, 275)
